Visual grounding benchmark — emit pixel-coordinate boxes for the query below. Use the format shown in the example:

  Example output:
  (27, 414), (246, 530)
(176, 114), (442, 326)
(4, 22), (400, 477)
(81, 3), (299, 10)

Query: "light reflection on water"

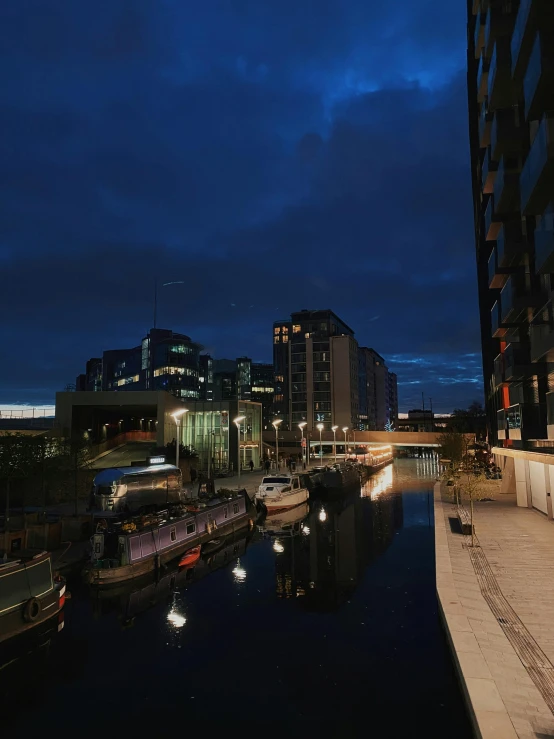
(2, 458), (471, 739)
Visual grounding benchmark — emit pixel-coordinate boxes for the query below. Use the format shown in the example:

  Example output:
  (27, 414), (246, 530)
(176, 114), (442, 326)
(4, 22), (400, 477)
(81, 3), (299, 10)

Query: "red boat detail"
(179, 546), (201, 568)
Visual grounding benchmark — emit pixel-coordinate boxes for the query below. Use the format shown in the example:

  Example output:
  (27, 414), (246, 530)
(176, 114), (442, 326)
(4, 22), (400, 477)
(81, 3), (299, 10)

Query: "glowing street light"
(332, 425), (338, 462)
(272, 419), (283, 469)
(317, 423), (324, 461)
(342, 427), (348, 459)
(233, 415), (246, 490)
(171, 409), (189, 470)
(318, 508), (327, 523)
(298, 422), (307, 469)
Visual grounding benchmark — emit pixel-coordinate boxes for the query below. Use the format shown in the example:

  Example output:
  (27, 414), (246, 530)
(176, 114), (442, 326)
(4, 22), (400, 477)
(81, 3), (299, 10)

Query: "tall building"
(468, 0), (554, 447)
(273, 310), (395, 431)
(387, 371), (399, 428)
(76, 328), (201, 398)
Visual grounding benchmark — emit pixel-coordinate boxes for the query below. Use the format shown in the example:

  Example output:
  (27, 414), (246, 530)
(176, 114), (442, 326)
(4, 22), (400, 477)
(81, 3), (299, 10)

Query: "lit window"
(292, 325), (301, 333)
(274, 395), (284, 402)
(115, 375), (139, 387)
(274, 327), (281, 335)
(282, 336), (288, 343)
(282, 326), (288, 333)
(274, 336), (280, 344)
(275, 375), (284, 382)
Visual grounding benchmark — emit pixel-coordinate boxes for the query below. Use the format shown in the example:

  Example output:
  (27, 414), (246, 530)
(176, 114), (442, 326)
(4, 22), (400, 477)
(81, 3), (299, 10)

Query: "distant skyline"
(1, 1), (481, 413)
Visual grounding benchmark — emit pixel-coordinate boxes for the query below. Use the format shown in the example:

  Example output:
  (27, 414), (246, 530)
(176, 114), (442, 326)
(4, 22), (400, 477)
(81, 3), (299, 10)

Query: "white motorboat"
(255, 474), (309, 512)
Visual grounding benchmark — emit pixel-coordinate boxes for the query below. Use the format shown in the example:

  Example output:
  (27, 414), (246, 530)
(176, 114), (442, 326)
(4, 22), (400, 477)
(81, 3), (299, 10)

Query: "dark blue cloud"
(0, 0), (480, 412)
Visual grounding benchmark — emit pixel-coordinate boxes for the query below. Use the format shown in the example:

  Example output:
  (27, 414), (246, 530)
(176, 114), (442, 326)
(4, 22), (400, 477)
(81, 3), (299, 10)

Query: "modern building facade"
(76, 329), (202, 399)
(468, 0), (554, 514)
(468, 0), (554, 448)
(273, 309), (396, 431)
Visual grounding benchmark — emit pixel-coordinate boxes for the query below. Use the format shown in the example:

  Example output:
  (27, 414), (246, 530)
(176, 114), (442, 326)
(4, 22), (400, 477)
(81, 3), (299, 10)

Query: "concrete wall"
(493, 446), (554, 518)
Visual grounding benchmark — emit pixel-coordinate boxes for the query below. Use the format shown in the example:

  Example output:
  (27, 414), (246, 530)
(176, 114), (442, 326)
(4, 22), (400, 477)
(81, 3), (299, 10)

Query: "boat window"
(262, 477), (289, 484)
(233, 503), (239, 514)
(293, 479), (299, 489)
(26, 559), (52, 596)
(0, 568), (31, 611)
(170, 526), (177, 542)
(186, 522), (196, 535)
(97, 485), (113, 497)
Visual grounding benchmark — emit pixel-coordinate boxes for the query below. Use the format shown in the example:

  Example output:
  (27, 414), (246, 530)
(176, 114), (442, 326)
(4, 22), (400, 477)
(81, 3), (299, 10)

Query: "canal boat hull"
(84, 493), (253, 586)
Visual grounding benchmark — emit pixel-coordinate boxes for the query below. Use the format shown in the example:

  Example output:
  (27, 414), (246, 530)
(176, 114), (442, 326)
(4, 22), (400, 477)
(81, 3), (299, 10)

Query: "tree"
(456, 470), (491, 547)
(52, 434), (94, 515)
(437, 430), (465, 470)
(0, 432), (43, 552)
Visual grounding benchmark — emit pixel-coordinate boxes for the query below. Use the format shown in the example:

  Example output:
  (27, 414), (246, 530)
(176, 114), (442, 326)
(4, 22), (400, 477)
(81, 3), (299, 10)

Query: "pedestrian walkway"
(435, 484), (554, 739)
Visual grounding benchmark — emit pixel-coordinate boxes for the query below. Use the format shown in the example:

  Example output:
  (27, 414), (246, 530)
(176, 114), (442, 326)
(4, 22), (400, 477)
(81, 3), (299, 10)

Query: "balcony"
(488, 38), (514, 111)
(481, 147), (498, 194)
(484, 196), (502, 241)
(479, 101), (493, 148)
(520, 116), (554, 215)
(511, 0), (533, 80)
(474, 14), (485, 59)
(534, 207), (554, 274)
(493, 157), (520, 214)
(472, 0), (488, 16)
(493, 353), (507, 388)
(490, 108), (526, 161)
(496, 220), (528, 268)
(500, 272), (544, 324)
(491, 300), (507, 338)
(523, 35), (554, 121)
(477, 55), (490, 103)
(504, 342), (534, 382)
(530, 300), (554, 363)
(488, 246), (505, 289)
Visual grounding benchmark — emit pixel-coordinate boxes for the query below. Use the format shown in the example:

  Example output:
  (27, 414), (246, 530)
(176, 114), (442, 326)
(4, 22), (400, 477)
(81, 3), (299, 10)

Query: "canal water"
(2, 459), (471, 737)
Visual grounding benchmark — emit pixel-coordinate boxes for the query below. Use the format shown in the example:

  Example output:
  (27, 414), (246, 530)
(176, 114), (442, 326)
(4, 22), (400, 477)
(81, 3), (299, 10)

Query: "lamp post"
(272, 419), (283, 470)
(171, 409), (188, 471)
(233, 415), (246, 490)
(317, 423), (324, 461)
(342, 427), (348, 460)
(298, 422), (307, 470)
(332, 425), (338, 462)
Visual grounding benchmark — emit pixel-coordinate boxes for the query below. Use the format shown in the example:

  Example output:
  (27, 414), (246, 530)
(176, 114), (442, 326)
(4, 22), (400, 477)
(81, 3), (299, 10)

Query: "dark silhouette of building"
(468, 0), (554, 447)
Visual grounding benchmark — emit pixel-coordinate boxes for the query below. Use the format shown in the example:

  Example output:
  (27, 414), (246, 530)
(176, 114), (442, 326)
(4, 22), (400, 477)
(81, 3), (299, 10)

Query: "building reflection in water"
(262, 466), (404, 612)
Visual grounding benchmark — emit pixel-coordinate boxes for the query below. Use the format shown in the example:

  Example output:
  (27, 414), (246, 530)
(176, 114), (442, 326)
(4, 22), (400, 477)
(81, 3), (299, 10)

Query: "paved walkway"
(435, 484), (554, 739)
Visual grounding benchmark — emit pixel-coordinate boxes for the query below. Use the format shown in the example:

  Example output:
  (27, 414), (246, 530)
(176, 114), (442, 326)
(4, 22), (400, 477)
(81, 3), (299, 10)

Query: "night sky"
(1, 1), (482, 413)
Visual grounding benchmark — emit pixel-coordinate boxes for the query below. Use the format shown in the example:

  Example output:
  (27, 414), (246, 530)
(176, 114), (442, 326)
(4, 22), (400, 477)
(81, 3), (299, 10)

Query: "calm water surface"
(2, 459), (471, 737)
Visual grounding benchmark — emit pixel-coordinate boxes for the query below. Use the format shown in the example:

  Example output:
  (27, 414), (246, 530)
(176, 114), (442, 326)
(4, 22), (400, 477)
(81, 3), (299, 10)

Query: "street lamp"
(317, 423), (324, 461)
(298, 422), (307, 469)
(332, 425), (338, 462)
(233, 415), (246, 490)
(272, 419), (283, 470)
(171, 409), (189, 471)
(342, 427), (348, 459)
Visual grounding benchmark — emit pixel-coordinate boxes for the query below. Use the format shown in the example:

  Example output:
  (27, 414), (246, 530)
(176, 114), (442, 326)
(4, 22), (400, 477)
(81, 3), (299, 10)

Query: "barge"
(83, 491), (253, 586)
(0, 551), (66, 644)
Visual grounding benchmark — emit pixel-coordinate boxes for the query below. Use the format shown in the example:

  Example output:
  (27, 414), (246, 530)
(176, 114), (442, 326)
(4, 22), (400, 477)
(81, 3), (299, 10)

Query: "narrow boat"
(310, 462), (361, 493)
(83, 492), (253, 586)
(0, 551), (66, 644)
(258, 501), (309, 536)
(255, 474), (309, 512)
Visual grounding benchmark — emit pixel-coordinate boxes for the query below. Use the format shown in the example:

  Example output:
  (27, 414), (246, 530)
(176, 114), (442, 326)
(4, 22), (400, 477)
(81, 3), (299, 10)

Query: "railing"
(511, 0), (532, 76)
(477, 55), (490, 102)
(488, 43), (498, 101)
(523, 36), (542, 119)
(534, 206), (554, 273)
(529, 299), (554, 363)
(88, 431), (157, 461)
(520, 116), (554, 214)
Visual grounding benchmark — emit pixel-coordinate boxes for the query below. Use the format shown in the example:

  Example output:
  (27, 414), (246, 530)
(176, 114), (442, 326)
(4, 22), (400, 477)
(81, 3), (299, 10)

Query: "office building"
(273, 309), (395, 431)
(76, 328), (201, 399)
(469, 0), (554, 513)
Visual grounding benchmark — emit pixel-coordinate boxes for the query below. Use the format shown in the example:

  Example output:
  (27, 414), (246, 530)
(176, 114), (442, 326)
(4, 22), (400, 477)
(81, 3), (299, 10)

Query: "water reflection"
(261, 467), (405, 611)
(91, 528), (253, 626)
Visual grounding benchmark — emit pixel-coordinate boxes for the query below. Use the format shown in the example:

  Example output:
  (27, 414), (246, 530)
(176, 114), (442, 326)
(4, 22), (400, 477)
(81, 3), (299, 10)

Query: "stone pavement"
(435, 483), (554, 739)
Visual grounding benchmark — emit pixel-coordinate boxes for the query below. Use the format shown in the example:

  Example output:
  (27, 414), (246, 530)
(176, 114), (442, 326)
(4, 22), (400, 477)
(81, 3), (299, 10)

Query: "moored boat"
(255, 474), (309, 512)
(0, 551), (66, 644)
(83, 492), (253, 586)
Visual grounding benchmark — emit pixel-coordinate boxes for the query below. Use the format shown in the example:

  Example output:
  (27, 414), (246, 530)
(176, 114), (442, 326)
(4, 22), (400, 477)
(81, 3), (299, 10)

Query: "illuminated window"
(274, 327), (281, 335)
(274, 395), (284, 402)
(292, 325), (301, 333)
(274, 336), (280, 344)
(282, 335), (288, 343)
(275, 375), (284, 382)
(115, 375), (139, 387)
(282, 326), (288, 333)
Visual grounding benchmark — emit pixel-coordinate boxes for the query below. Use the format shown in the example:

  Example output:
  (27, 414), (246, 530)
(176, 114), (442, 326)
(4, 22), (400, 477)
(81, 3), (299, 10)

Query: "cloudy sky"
(1, 0), (482, 412)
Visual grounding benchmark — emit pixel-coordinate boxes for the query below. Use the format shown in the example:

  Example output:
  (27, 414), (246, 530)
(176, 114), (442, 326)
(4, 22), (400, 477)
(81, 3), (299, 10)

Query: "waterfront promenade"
(435, 484), (554, 738)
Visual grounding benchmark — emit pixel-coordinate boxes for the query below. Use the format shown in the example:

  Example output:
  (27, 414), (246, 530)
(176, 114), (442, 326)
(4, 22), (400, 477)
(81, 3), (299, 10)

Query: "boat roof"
(94, 464), (179, 484)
